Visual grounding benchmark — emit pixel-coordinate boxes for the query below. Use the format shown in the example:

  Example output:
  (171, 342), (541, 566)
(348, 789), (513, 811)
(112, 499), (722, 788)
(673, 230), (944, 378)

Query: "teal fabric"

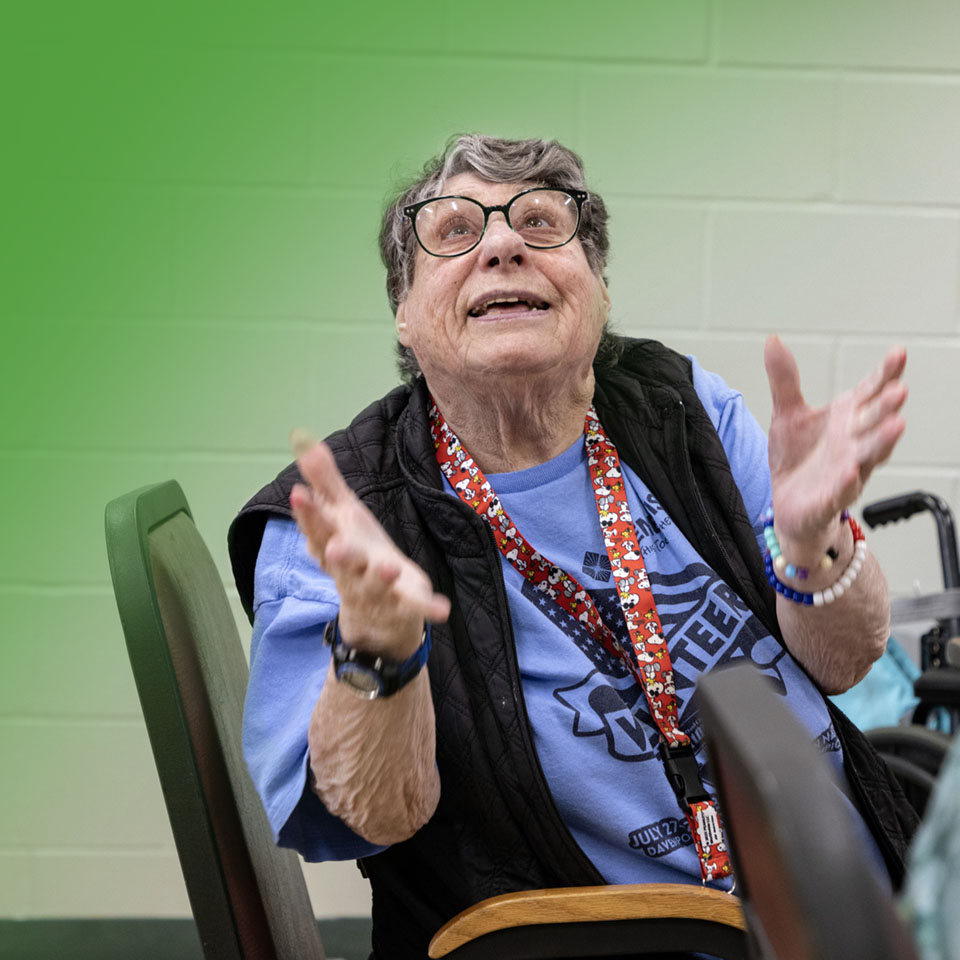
(901, 734), (960, 959)
(830, 636), (920, 731)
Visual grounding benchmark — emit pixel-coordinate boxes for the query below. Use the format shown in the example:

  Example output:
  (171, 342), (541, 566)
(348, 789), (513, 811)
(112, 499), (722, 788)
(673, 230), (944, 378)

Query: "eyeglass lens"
(414, 190), (579, 257)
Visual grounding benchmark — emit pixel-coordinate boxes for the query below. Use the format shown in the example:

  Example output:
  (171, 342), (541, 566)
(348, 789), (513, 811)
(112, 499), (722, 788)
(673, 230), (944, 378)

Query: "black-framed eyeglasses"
(403, 187), (588, 258)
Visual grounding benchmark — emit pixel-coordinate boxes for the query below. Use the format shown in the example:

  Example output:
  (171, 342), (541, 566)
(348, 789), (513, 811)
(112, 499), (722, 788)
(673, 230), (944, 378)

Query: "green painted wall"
(2, 0), (958, 919)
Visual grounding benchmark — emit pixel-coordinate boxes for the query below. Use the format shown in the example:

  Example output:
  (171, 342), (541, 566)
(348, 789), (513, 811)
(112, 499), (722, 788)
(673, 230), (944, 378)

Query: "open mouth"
(468, 296), (551, 318)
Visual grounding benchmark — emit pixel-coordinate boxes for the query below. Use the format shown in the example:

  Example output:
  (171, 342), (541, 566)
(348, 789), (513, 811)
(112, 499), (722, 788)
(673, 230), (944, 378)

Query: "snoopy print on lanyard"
(430, 399), (732, 884)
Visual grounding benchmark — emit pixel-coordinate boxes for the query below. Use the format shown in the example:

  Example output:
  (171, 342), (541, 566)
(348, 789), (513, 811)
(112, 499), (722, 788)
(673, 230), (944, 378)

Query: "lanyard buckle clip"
(658, 741), (710, 813)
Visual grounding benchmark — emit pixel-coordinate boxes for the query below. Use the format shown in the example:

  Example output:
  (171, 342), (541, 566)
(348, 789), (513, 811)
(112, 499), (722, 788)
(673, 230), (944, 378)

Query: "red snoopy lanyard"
(430, 398), (732, 884)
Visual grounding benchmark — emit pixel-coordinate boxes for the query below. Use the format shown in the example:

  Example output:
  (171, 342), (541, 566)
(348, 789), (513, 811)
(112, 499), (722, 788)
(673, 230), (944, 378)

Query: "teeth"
(469, 297), (549, 317)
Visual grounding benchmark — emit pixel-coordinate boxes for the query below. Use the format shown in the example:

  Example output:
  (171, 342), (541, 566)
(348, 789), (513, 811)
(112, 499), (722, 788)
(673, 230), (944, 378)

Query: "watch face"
(337, 663), (383, 699)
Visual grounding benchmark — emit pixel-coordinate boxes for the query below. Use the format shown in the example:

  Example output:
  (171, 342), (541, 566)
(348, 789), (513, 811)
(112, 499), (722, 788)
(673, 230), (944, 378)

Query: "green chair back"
(105, 480), (325, 960)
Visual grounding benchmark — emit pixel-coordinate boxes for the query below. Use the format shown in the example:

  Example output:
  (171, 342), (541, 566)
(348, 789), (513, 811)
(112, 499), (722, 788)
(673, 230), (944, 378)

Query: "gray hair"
(378, 134), (618, 383)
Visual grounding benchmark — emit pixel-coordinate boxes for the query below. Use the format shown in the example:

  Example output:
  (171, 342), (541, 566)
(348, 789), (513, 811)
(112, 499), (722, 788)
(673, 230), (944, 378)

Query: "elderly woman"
(230, 135), (915, 958)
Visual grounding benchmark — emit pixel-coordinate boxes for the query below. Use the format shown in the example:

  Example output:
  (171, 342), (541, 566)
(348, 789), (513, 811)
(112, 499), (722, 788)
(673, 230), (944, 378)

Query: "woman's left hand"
(764, 335), (907, 545)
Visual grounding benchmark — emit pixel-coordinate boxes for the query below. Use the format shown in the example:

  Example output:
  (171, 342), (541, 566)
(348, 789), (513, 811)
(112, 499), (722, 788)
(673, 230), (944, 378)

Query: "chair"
(697, 663), (919, 960)
(428, 882), (747, 959)
(107, 480), (745, 960)
(105, 480), (325, 960)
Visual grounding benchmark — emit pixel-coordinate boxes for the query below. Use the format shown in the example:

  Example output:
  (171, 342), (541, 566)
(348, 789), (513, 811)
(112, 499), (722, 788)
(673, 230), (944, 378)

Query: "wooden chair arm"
(428, 883), (745, 958)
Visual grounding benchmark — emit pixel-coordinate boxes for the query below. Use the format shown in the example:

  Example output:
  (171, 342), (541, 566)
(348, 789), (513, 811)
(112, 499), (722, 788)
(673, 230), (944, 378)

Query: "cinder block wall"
(2, 1), (958, 920)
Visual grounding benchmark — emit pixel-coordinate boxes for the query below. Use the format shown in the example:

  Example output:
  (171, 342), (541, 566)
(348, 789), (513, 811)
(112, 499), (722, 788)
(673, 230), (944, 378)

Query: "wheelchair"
(859, 491), (960, 816)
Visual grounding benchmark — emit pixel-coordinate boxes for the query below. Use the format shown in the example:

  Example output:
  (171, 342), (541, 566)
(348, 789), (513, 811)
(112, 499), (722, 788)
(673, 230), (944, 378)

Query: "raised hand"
(764, 335), (907, 544)
(289, 435), (451, 656)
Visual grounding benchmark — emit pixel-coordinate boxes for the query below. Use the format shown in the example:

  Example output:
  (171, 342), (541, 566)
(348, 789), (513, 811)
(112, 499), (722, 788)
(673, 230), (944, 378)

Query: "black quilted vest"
(228, 337), (916, 959)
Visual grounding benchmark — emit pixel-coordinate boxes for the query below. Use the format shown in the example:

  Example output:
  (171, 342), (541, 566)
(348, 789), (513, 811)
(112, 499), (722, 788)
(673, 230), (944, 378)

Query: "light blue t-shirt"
(242, 358), (882, 881)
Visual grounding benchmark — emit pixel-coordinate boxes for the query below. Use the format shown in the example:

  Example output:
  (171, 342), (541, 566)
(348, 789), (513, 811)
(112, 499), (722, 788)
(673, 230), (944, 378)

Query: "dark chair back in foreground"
(698, 663), (917, 960)
(105, 480), (324, 960)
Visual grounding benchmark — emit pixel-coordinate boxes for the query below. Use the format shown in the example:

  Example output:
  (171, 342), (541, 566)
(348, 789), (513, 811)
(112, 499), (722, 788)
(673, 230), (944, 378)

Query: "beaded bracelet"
(763, 511), (867, 606)
(763, 508), (850, 579)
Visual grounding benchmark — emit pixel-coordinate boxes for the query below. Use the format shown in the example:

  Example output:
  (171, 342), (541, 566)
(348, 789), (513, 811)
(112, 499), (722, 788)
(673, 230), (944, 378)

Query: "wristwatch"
(324, 617), (432, 700)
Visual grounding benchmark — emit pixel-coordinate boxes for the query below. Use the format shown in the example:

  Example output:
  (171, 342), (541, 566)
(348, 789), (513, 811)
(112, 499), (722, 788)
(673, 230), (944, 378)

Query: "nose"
(477, 211), (525, 268)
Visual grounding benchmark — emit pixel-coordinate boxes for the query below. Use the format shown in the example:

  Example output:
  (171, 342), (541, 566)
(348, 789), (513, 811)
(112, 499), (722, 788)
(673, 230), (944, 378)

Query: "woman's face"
(396, 173), (610, 397)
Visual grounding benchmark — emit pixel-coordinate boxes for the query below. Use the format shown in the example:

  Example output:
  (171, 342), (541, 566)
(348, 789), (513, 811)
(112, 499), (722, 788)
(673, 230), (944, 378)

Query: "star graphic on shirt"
(521, 580), (637, 679)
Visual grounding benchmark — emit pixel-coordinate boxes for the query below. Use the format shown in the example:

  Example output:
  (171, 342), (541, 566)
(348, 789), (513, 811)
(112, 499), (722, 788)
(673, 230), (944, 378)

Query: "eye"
(521, 212), (552, 229)
(440, 216), (478, 240)
(514, 202), (556, 230)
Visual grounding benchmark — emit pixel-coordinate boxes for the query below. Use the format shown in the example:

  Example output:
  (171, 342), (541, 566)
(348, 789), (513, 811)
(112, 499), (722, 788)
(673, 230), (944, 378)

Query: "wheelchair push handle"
(862, 490), (960, 590)
(863, 491), (942, 528)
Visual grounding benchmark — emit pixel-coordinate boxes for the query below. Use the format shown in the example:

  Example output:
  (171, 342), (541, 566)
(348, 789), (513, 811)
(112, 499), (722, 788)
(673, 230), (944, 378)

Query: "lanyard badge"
(430, 400), (732, 884)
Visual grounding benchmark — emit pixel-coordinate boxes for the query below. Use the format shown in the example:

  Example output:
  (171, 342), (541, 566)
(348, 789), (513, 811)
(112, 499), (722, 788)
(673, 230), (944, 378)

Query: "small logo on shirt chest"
(581, 552), (612, 581)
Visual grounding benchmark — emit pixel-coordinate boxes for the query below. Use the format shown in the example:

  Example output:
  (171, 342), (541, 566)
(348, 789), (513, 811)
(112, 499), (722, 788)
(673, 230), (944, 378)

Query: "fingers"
(290, 482), (336, 559)
(373, 559), (451, 625)
(290, 433), (368, 562)
(288, 430), (451, 629)
(423, 592), (453, 624)
(764, 335), (805, 413)
(294, 436), (354, 506)
(856, 414), (907, 480)
(324, 533), (371, 578)
(883, 344), (907, 381)
(819, 401), (906, 520)
(854, 345), (907, 405)
(290, 427), (319, 459)
(855, 379), (908, 435)
(830, 461), (864, 519)
(769, 342), (907, 534)
(336, 552), (451, 628)
(851, 349), (907, 481)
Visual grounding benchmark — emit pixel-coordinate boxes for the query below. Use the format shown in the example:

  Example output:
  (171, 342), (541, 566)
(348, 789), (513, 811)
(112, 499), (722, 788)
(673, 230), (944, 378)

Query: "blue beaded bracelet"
(763, 509), (865, 606)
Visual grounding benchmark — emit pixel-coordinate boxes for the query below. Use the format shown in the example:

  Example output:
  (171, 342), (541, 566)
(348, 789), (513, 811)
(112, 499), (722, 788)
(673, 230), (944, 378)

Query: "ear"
(395, 301), (410, 346)
(593, 275), (611, 331)
(599, 275), (611, 313)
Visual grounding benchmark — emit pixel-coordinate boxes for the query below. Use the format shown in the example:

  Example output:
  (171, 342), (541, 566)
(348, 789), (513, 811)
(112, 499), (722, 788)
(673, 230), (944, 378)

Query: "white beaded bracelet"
(812, 539), (868, 607)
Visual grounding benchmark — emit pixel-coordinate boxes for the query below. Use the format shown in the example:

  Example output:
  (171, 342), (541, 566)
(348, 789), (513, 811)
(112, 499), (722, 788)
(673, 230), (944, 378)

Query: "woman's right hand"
(292, 436), (446, 842)
(290, 438), (451, 658)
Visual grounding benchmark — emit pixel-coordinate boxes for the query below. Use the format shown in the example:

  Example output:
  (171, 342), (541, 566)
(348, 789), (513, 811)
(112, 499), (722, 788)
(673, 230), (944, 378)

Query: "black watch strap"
(324, 617), (431, 699)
